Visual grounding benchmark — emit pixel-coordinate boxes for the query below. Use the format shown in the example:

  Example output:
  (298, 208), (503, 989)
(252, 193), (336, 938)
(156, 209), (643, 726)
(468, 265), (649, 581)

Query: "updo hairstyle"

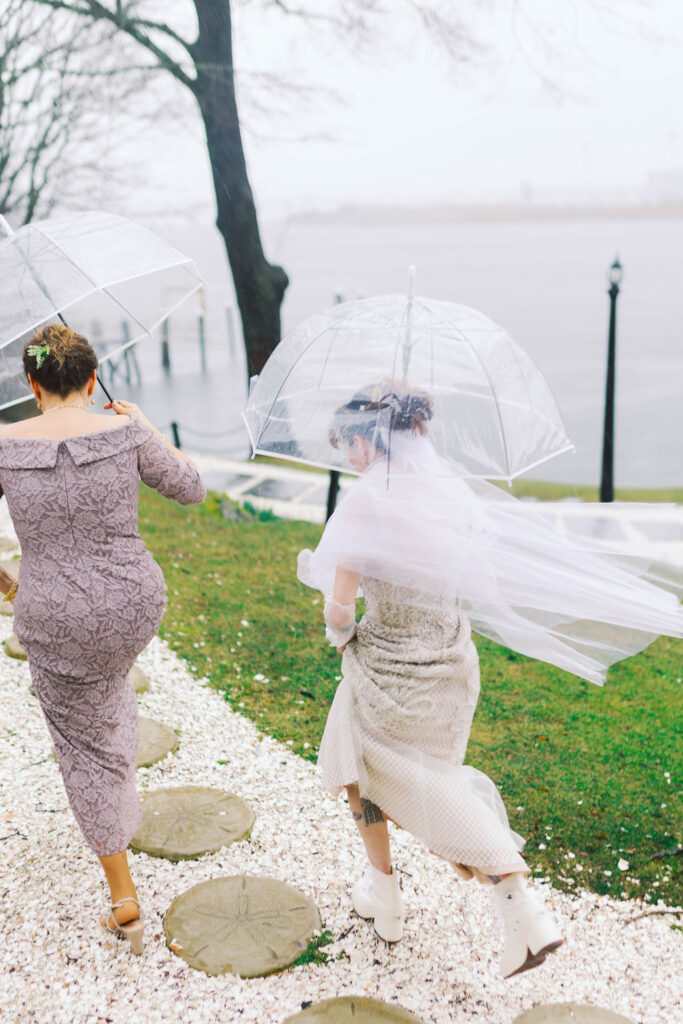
(329, 383), (434, 452)
(23, 324), (98, 399)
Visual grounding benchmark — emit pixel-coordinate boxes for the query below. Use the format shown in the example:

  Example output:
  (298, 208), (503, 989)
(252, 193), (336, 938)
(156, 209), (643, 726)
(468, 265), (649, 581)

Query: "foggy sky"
(121, 0), (683, 221)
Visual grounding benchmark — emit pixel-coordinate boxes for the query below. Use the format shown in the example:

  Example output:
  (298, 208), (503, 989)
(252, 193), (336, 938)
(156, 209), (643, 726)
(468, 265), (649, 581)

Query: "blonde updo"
(23, 324), (98, 398)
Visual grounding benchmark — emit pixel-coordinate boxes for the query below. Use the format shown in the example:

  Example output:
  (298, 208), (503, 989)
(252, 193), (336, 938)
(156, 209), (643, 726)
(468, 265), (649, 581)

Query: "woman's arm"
(324, 566), (361, 651)
(0, 485), (13, 598)
(328, 567), (361, 626)
(105, 399), (197, 465)
(104, 399), (206, 505)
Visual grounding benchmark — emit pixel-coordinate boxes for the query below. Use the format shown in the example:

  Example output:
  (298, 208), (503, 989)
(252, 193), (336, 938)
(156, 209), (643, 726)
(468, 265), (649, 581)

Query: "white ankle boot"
(352, 864), (405, 943)
(493, 874), (564, 978)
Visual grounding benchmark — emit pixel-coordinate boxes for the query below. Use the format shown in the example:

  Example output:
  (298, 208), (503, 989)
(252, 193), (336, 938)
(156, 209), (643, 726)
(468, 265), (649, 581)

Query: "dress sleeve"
(136, 424), (206, 505)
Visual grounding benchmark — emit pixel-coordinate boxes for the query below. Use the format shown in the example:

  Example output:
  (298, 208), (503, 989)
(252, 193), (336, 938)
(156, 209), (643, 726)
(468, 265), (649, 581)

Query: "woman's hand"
(0, 565), (17, 600)
(104, 399), (151, 428)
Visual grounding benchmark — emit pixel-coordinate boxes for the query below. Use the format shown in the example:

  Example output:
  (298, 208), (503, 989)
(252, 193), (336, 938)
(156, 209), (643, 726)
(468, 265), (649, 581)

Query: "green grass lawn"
(138, 483), (682, 908)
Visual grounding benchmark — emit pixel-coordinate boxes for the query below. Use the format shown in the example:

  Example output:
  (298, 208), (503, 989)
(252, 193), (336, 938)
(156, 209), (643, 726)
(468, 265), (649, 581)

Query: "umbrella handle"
(402, 265), (416, 378)
(97, 374), (114, 403)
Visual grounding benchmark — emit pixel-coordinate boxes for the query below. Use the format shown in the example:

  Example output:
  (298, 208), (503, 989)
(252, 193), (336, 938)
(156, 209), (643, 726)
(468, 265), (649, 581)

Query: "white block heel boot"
(352, 864), (405, 943)
(493, 874), (564, 978)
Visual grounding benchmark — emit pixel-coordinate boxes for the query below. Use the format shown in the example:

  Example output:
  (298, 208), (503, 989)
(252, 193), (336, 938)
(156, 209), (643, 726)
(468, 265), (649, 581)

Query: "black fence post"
(161, 320), (171, 374)
(326, 470), (340, 521)
(600, 256), (623, 503)
(171, 421), (181, 449)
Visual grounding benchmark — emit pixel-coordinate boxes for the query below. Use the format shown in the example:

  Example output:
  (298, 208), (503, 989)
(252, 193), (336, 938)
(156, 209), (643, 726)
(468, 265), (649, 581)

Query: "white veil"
(298, 433), (683, 686)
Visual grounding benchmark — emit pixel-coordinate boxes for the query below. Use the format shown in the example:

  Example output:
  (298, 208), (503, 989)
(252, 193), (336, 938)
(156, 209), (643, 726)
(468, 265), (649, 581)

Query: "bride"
(297, 382), (683, 978)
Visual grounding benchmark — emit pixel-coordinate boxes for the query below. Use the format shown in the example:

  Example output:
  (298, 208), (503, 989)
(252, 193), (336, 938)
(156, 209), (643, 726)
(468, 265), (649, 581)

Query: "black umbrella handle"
(97, 374), (114, 403)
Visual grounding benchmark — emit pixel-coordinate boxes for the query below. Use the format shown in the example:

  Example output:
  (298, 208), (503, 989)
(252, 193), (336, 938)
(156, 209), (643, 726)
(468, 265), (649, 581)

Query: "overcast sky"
(124, 0), (683, 221)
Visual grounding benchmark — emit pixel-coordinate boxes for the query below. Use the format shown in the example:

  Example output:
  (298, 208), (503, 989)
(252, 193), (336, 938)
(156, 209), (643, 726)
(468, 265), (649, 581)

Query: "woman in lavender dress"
(0, 324), (206, 955)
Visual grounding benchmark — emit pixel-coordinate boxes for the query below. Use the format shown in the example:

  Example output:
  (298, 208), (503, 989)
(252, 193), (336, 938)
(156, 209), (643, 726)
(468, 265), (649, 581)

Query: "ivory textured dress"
(318, 578), (527, 876)
(0, 418), (206, 856)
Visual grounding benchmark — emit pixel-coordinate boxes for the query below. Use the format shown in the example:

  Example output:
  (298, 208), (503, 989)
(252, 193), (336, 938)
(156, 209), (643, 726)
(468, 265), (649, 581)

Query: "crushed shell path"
(0, 524), (680, 1023)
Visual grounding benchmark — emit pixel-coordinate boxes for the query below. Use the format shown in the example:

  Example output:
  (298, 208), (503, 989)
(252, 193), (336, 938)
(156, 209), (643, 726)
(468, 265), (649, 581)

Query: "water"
(124, 215), (683, 489)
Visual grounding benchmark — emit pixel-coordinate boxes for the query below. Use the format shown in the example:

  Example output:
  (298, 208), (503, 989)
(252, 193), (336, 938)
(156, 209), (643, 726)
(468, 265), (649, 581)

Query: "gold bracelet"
(4, 579), (18, 603)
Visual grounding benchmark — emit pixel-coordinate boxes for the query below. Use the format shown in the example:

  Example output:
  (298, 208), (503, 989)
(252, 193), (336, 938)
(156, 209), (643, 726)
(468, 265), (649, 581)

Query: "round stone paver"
(285, 997), (425, 1023)
(130, 786), (254, 861)
(514, 1006), (636, 1024)
(164, 875), (321, 977)
(137, 716), (179, 768)
(51, 716), (178, 767)
(4, 634), (26, 659)
(130, 664), (150, 694)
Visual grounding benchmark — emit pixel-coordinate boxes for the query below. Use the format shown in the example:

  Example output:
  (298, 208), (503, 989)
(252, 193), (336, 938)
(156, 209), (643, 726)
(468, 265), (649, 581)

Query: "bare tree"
(0, 2), (144, 224)
(25, 0), (495, 374)
(23, 0), (649, 372)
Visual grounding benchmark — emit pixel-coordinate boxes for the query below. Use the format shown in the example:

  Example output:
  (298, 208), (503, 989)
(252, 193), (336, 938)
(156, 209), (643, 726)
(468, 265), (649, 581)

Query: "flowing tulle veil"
(299, 432), (683, 685)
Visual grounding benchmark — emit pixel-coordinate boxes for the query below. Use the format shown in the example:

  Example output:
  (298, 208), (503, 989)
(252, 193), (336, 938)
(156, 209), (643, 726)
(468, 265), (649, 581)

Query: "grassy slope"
(139, 484), (682, 907)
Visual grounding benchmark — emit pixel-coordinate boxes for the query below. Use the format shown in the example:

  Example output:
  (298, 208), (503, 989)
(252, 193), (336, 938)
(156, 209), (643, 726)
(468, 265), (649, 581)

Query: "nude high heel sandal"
(102, 897), (145, 956)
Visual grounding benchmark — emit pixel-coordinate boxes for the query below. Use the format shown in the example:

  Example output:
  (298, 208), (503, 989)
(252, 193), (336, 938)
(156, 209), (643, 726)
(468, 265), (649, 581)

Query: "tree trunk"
(191, 0), (288, 378)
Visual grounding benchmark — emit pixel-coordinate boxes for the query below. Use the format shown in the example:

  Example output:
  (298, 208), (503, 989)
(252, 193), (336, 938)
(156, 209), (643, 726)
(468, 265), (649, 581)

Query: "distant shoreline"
(290, 202), (683, 225)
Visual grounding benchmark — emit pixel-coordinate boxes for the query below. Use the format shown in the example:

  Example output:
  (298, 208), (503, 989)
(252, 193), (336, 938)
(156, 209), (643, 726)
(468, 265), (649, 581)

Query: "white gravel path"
(0, 509), (680, 1024)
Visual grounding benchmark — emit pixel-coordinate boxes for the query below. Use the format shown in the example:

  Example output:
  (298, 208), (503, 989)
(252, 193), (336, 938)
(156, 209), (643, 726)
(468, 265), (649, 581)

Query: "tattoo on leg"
(360, 797), (384, 826)
(352, 811), (362, 822)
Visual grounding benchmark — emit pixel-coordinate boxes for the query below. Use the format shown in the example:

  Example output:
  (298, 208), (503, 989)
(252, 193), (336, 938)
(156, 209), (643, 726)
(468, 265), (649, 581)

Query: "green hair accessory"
(27, 343), (50, 369)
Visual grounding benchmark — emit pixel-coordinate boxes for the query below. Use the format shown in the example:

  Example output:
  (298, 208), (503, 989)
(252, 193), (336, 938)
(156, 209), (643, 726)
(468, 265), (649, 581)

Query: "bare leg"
(98, 850), (139, 925)
(346, 784), (392, 875)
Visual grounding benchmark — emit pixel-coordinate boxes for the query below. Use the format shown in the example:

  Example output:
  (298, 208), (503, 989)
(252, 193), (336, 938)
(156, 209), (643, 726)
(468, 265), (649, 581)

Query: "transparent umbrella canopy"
(244, 275), (573, 481)
(0, 210), (203, 410)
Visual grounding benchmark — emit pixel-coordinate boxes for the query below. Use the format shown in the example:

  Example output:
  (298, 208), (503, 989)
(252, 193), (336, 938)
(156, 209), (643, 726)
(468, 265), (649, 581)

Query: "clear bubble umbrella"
(244, 270), (573, 481)
(0, 209), (203, 410)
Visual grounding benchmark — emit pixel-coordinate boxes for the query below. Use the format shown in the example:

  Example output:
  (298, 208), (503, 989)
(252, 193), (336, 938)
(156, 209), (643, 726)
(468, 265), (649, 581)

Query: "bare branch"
(0, 2), (161, 222)
(33, 0), (197, 88)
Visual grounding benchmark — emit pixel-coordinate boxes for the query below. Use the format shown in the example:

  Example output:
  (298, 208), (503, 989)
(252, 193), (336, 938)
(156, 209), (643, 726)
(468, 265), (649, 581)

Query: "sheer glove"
(324, 598), (357, 648)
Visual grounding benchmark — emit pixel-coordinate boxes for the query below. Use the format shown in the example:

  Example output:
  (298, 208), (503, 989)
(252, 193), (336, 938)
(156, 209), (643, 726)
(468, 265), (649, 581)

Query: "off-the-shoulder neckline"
(0, 417), (140, 444)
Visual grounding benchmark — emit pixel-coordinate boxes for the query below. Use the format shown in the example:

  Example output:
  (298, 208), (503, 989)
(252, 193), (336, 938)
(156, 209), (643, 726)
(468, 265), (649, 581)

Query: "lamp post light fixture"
(599, 255), (623, 503)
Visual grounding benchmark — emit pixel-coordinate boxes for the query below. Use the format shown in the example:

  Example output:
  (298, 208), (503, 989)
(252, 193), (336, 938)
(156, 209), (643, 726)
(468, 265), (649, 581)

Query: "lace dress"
(318, 577), (526, 876)
(0, 418), (206, 856)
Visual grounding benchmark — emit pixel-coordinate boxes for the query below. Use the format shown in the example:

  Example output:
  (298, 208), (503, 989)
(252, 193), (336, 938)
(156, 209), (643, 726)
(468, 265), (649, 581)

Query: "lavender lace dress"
(0, 418), (206, 856)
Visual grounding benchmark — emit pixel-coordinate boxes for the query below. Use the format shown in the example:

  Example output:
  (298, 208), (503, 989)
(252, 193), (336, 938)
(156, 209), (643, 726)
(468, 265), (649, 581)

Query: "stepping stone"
(4, 634), (27, 660)
(0, 538), (18, 555)
(51, 716), (179, 768)
(514, 1006), (635, 1024)
(164, 875), (320, 977)
(137, 716), (179, 767)
(130, 664), (149, 694)
(0, 600), (14, 616)
(285, 997), (425, 1022)
(130, 786), (254, 861)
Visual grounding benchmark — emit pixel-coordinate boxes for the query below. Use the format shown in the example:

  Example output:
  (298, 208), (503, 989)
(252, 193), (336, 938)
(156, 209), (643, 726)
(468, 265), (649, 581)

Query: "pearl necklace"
(41, 403), (87, 414)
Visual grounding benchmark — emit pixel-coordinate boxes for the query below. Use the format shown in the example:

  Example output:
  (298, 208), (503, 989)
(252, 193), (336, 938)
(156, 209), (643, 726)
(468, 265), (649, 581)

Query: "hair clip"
(27, 343), (50, 369)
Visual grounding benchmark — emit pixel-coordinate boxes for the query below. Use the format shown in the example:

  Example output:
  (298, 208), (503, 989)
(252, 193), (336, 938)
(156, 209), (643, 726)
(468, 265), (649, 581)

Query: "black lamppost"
(599, 256), (623, 503)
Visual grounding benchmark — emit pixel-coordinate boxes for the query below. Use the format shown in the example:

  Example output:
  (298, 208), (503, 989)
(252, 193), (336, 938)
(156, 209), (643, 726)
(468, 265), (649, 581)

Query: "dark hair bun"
(23, 324), (98, 399)
(386, 390), (433, 435)
(329, 382), (434, 451)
